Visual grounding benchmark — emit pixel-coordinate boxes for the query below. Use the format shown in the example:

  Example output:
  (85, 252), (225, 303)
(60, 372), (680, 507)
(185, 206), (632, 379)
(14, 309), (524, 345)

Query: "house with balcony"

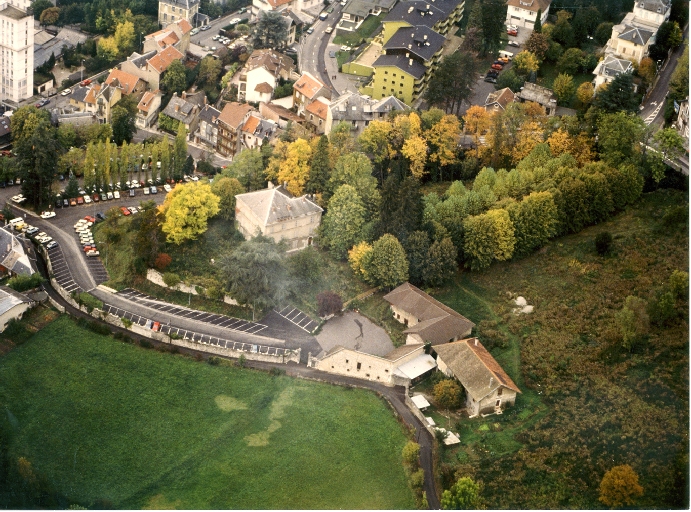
(136, 90), (162, 128)
(366, 24), (446, 105)
(251, 0), (322, 19)
(238, 49), (296, 103)
(505, 0), (551, 29)
(293, 71), (331, 116)
(217, 101), (255, 159)
(240, 113), (277, 150)
(380, 0), (465, 44)
(607, 19), (655, 64)
(325, 91), (408, 135)
(632, 0), (671, 29)
(68, 81), (121, 123)
(193, 104), (221, 149)
(235, 182), (323, 251)
(158, 0), (208, 28)
(592, 54), (634, 90)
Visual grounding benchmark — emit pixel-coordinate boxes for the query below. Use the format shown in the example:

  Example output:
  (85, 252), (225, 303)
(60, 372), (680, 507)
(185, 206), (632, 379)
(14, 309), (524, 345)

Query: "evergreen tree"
(533, 9), (542, 32)
(307, 135), (331, 195)
(405, 231), (430, 286)
(424, 237), (457, 287)
(363, 234), (409, 290)
(594, 72), (638, 113)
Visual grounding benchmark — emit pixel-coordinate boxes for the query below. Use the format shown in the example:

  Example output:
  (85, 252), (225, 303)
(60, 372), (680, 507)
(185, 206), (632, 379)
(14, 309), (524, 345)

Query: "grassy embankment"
(0, 315), (416, 509)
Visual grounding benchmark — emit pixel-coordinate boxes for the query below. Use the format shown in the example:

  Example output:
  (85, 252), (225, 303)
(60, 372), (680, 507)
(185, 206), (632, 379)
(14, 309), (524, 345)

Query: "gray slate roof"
(373, 54), (427, 78)
(162, 93), (199, 124)
(433, 338), (521, 401)
(330, 91), (408, 122)
(636, 0), (670, 13)
(0, 285), (33, 317)
(69, 85), (90, 103)
(127, 50), (158, 69)
(0, 4), (29, 20)
(0, 116), (10, 138)
(595, 54), (633, 78)
(383, 282), (475, 345)
(159, 0), (199, 7)
(197, 104), (220, 124)
(385, 0), (460, 27)
(384, 25), (445, 61)
(619, 25), (654, 44)
(236, 184), (322, 226)
(0, 228), (35, 276)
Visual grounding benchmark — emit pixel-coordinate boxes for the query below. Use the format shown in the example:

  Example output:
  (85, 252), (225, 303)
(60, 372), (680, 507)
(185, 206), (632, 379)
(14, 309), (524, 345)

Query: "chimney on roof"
(409, 58), (413, 66)
(175, 103), (180, 112)
(283, 181), (288, 188)
(489, 377), (493, 388)
(474, 338), (478, 346)
(204, 95), (207, 105)
(182, 91), (187, 99)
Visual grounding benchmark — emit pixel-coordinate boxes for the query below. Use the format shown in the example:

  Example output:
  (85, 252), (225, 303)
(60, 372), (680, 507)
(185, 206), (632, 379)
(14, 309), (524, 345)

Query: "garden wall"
(147, 269), (239, 305)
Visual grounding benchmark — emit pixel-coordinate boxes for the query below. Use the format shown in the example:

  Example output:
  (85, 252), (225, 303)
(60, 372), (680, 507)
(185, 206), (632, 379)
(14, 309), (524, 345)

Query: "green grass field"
(0, 316), (416, 509)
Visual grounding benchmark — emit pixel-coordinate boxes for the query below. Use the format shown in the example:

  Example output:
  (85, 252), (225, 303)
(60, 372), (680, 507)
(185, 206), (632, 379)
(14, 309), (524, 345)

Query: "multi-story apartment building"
(238, 49), (295, 103)
(159, 0), (208, 28)
(363, 0), (463, 104)
(217, 101), (254, 159)
(0, 0), (33, 105)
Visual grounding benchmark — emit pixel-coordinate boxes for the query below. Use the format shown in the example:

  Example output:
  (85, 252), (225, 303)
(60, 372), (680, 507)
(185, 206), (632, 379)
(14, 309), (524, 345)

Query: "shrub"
(410, 468), (425, 490)
(648, 290), (677, 326)
(599, 465), (644, 508)
(78, 293), (103, 313)
(669, 269), (689, 300)
(154, 253), (172, 271)
(208, 356), (222, 366)
(237, 354), (246, 368)
(269, 366), (285, 376)
(433, 379), (463, 410)
(206, 286), (223, 300)
(317, 291), (343, 317)
(595, 232), (613, 256)
(402, 441), (421, 467)
(121, 317), (133, 329)
(162, 272), (181, 288)
(661, 204), (688, 228)
(139, 339), (153, 349)
(6, 273), (44, 292)
(85, 320), (110, 336)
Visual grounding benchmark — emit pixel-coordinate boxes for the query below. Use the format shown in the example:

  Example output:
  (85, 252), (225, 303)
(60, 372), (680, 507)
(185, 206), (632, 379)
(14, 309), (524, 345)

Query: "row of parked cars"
(75, 216), (100, 257)
(9, 217), (57, 249)
(485, 52), (514, 83)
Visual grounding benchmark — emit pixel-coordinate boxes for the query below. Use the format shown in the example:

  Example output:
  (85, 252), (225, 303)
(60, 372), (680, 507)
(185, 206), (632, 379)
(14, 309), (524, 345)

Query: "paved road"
(639, 23), (688, 127)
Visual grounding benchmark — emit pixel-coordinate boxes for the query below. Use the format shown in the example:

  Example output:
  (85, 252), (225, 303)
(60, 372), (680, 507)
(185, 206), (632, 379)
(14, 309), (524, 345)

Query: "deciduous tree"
(405, 231), (430, 286)
(321, 184), (367, 259)
(434, 379), (462, 410)
(426, 114), (460, 171)
(615, 296), (649, 351)
(513, 50), (540, 76)
(198, 55), (222, 85)
(363, 234), (408, 289)
(506, 191), (558, 258)
(524, 31), (549, 61)
(278, 138), (312, 196)
(223, 148), (265, 191)
(39, 6), (60, 26)
(576, 81), (594, 105)
(348, 241), (373, 282)
(317, 291), (343, 317)
(462, 106), (491, 159)
(114, 20), (135, 54)
(401, 441), (421, 467)
(97, 36), (119, 61)
(441, 477), (482, 510)
(401, 135), (428, 179)
(161, 59), (187, 94)
(211, 176), (244, 220)
(424, 237), (457, 286)
(599, 465), (644, 508)
(307, 135), (331, 195)
(552, 73), (575, 105)
(328, 152), (380, 217)
(160, 182), (220, 244)
(463, 209), (515, 270)
(111, 105), (136, 145)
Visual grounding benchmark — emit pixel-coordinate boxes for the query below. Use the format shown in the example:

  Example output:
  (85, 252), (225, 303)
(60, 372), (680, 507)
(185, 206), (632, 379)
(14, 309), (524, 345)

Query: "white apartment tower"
(0, 0), (33, 104)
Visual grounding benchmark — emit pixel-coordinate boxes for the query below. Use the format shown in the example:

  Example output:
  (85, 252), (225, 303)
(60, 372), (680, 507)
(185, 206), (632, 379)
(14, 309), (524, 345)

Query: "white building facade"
(0, 0), (33, 104)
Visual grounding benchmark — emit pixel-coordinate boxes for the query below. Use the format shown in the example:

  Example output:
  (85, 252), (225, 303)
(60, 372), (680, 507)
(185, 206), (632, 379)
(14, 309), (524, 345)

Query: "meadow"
(426, 188), (689, 508)
(0, 316), (416, 510)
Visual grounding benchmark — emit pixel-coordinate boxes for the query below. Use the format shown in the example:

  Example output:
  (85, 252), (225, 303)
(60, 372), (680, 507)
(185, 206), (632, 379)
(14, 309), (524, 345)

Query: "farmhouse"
(383, 282), (475, 345)
(234, 182), (322, 251)
(434, 338), (521, 417)
(0, 285), (35, 333)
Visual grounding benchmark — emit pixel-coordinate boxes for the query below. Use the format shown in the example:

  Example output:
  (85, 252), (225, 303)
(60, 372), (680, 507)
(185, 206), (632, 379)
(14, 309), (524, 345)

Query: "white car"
(230, 17), (241, 23)
(45, 240), (58, 249)
(84, 195), (92, 204)
(11, 194), (25, 203)
(143, 187), (150, 195)
(113, 190), (120, 199)
(86, 250), (100, 257)
(107, 191), (113, 200)
(191, 27), (200, 35)
(61, 88), (71, 96)
(128, 206), (138, 214)
(40, 211), (56, 219)
(212, 35), (220, 40)
(164, 184), (172, 192)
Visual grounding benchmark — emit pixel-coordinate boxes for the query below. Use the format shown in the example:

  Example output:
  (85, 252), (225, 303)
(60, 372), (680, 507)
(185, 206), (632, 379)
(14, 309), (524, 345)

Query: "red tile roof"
(218, 102), (254, 130)
(105, 69), (142, 94)
(293, 72), (327, 100)
(84, 84), (101, 105)
(176, 18), (193, 34)
(305, 98), (328, 119)
(242, 114), (261, 134)
(147, 46), (184, 73)
(254, 82), (274, 94)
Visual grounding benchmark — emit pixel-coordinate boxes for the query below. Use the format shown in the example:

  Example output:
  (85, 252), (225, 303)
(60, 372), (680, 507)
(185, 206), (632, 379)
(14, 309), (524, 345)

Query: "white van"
(9, 217), (23, 226)
(499, 50), (514, 60)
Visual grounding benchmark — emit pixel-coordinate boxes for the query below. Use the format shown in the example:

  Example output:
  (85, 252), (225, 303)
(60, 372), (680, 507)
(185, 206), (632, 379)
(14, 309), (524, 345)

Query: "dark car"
(96, 212), (105, 221)
(486, 70), (499, 77)
(63, 198), (70, 208)
(55, 199), (62, 208)
(35, 98), (50, 108)
(484, 76), (497, 83)
(129, 188), (135, 197)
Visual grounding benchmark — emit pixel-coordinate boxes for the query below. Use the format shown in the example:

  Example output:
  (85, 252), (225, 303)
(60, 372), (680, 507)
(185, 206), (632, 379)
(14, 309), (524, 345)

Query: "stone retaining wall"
(42, 247), (293, 364)
(147, 268), (239, 305)
(404, 394), (437, 437)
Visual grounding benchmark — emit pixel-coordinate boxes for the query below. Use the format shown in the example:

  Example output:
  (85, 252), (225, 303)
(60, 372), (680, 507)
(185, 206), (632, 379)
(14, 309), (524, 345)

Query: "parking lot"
(101, 301), (293, 355)
(274, 306), (319, 333)
(115, 288), (269, 335)
(45, 243), (84, 295)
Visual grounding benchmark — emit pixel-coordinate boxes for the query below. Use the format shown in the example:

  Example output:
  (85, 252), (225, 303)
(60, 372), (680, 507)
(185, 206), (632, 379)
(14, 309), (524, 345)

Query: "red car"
(77, 196), (84, 205)
(491, 63), (504, 70)
(92, 194), (99, 202)
(80, 79), (91, 86)
(120, 206), (131, 216)
(152, 321), (161, 331)
(507, 29), (517, 36)
(83, 245), (94, 253)
(84, 215), (96, 223)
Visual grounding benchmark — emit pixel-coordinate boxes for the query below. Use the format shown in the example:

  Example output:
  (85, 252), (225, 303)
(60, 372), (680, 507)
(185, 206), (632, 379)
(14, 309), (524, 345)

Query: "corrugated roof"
(433, 338), (521, 400)
(236, 184), (322, 226)
(0, 286), (31, 316)
(383, 282), (475, 345)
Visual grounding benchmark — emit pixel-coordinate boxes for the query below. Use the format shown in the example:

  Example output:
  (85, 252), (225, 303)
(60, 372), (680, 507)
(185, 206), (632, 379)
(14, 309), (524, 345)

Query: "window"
(357, 362), (361, 370)
(498, 388), (503, 396)
(346, 359), (349, 363)
(366, 373), (370, 377)
(385, 369), (389, 372)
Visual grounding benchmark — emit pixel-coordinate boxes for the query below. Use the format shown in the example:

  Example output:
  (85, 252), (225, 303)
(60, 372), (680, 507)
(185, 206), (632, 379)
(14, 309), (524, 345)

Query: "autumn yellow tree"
(277, 138), (312, 196)
(576, 81), (594, 105)
(264, 140), (289, 182)
(463, 106), (491, 158)
(599, 465), (644, 508)
(402, 135), (428, 179)
(426, 114), (460, 168)
(512, 120), (544, 164)
(348, 241), (373, 281)
(114, 20), (135, 54)
(547, 129), (594, 165)
(160, 182), (220, 244)
(358, 120), (394, 167)
(513, 50), (540, 76)
(97, 36), (119, 61)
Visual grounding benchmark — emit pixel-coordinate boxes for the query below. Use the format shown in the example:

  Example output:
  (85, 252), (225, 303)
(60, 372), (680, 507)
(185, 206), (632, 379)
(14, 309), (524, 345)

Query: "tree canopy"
(160, 182), (220, 244)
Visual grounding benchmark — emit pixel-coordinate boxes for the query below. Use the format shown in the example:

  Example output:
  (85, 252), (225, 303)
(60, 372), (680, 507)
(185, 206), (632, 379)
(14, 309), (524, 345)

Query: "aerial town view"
(0, 0), (687, 507)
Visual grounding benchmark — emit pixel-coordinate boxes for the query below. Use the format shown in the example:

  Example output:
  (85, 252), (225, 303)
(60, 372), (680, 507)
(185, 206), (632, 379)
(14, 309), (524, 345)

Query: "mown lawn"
(0, 316), (416, 510)
(333, 13), (384, 47)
